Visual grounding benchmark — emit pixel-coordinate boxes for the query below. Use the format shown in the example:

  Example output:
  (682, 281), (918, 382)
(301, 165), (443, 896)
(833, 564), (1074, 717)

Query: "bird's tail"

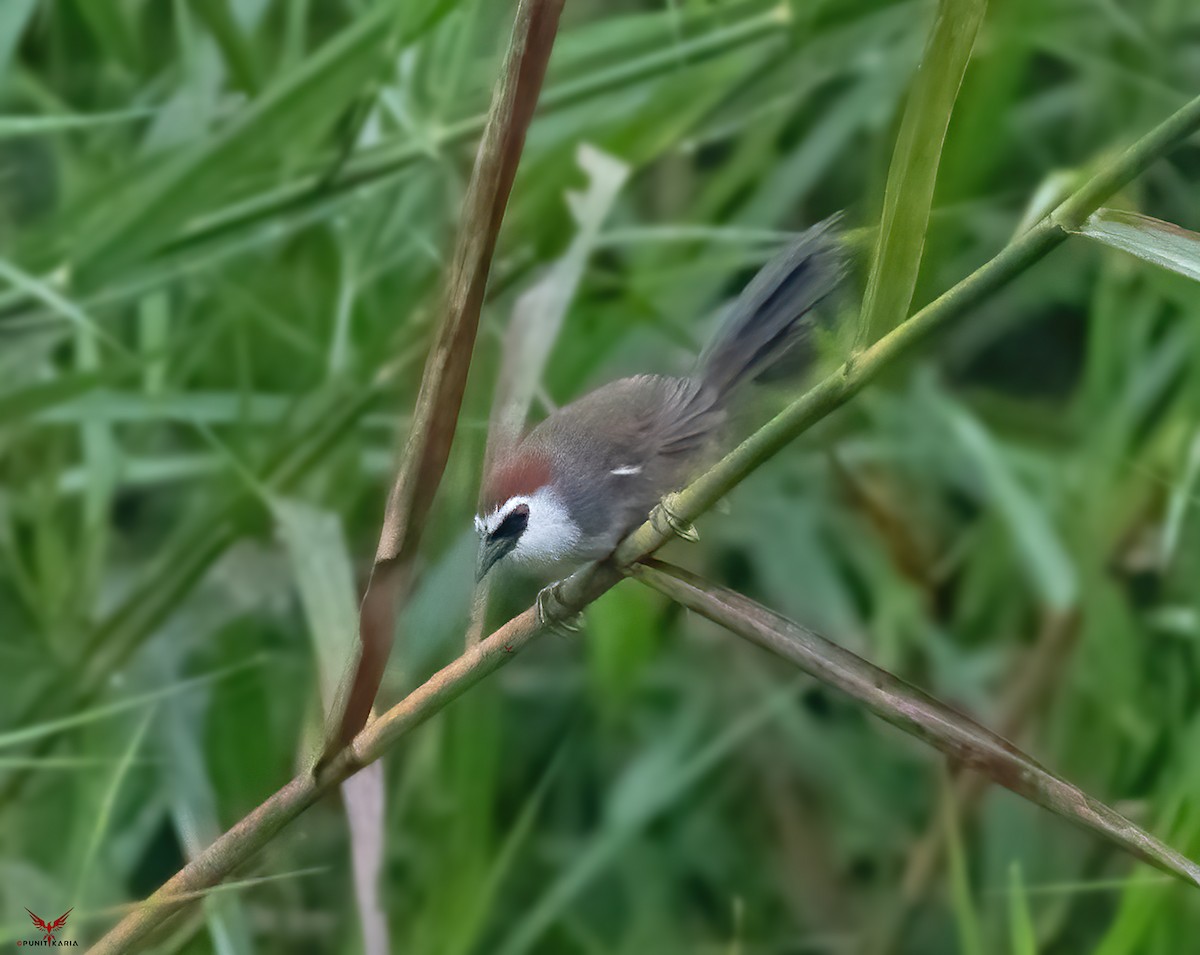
(697, 218), (845, 400)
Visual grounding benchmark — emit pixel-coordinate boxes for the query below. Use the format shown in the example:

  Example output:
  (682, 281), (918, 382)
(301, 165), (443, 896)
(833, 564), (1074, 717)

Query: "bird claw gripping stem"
(536, 581), (582, 636)
(651, 493), (700, 543)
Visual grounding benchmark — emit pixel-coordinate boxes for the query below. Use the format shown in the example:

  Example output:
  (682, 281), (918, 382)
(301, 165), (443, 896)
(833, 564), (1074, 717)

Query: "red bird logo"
(26, 908), (72, 943)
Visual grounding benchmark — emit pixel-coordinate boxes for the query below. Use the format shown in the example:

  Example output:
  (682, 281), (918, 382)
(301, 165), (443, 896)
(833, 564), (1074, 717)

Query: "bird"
(474, 220), (845, 584)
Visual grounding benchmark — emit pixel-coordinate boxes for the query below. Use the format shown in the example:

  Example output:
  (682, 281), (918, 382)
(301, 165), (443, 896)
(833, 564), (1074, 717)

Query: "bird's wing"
(646, 376), (724, 459)
(26, 909), (49, 932)
(49, 909), (72, 931)
(563, 375), (724, 474)
(524, 375), (726, 547)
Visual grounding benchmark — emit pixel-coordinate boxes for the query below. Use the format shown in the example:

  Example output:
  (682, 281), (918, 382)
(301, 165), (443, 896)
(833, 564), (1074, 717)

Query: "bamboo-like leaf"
(73, 711), (155, 900)
(942, 772), (986, 955)
(938, 398), (1077, 610)
(1007, 862), (1038, 955)
(487, 143), (628, 453)
(1072, 208), (1200, 282)
(0, 107), (157, 139)
(629, 559), (1200, 890)
(272, 498), (390, 955)
(0, 3), (786, 322)
(158, 688), (256, 955)
(327, 0), (565, 755)
(856, 0), (986, 345)
(72, 0), (453, 281)
(0, 658), (260, 749)
(272, 499), (360, 710)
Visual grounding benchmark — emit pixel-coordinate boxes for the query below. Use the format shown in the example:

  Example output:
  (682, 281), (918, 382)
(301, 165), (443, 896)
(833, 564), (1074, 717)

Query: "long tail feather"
(698, 218), (845, 398)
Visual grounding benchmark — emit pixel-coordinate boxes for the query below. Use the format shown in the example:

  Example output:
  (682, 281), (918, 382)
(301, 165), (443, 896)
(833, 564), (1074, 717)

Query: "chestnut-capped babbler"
(475, 221), (845, 582)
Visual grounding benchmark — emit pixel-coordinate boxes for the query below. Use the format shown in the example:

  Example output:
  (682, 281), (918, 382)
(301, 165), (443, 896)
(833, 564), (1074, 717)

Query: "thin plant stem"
(628, 561), (1200, 888)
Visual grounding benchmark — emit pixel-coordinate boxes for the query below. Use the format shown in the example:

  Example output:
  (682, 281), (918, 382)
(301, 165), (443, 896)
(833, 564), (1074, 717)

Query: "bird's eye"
(493, 503), (530, 540)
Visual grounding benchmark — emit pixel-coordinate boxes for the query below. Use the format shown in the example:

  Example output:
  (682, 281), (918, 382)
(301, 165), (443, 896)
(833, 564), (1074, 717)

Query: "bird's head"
(474, 451), (581, 580)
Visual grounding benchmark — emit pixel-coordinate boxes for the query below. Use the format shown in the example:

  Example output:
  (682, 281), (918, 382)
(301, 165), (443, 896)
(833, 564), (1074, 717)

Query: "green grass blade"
(0, 371), (116, 425)
(156, 662), (255, 955)
(1007, 861), (1038, 955)
(1072, 208), (1200, 282)
(938, 398), (1077, 611)
(943, 772), (987, 955)
(185, 0), (261, 93)
(271, 498), (360, 712)
(441, 747), (566, 955)
(0, 658), (260, 749)
(0, 107), (157, 139)
(71, 0), (454, 281)
(73, 712), (155, 902)
(856, 0), (986, 345)
(1162, 428), (1200, 568)
(0, 258), (128, 354)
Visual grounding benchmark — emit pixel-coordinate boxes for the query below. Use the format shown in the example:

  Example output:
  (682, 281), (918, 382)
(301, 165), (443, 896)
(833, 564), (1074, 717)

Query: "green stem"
(610, 90), (1200, 568)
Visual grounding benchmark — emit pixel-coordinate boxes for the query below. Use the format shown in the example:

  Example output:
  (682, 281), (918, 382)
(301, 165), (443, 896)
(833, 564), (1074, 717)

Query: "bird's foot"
(536, 580), (582, 636)
(650, 492), (700, 543)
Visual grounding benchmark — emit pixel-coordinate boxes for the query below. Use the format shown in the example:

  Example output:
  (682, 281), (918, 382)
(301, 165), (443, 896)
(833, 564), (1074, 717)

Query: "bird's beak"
(476, 535), (517, 582)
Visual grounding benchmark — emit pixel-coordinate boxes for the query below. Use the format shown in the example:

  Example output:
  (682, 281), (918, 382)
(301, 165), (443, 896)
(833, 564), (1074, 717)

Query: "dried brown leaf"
(631, 559), (1200, 889)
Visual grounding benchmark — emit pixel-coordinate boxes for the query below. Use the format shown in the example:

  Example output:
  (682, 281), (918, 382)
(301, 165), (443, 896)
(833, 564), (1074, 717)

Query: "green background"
(2, 1), (1199, 952)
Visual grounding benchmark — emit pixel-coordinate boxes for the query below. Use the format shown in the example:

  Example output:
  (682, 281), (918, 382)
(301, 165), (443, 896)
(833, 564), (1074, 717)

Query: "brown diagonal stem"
(326, 0), (565, 756)
(628, 560), (1200, 888)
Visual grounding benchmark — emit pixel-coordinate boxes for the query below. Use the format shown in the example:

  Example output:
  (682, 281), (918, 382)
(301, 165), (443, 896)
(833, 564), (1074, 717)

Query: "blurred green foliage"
(2, 0), (1200, 953)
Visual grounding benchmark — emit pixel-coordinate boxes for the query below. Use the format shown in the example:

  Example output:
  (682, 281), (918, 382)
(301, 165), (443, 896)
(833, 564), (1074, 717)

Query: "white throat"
(476, 486), (581, 568)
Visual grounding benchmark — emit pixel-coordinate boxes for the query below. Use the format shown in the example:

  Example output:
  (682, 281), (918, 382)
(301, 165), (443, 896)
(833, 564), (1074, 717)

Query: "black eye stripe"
(493, 503), (529, 539)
